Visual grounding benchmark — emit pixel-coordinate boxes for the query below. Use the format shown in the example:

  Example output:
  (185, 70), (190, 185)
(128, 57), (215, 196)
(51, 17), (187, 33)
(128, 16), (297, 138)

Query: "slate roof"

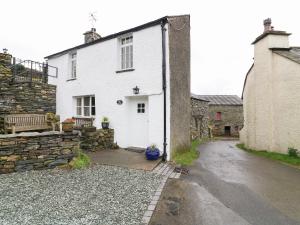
(45, 15), (189, 59)
(191, 94), (210, 102)
(271, 47), (300, 64)
(193, 95), (243, 106)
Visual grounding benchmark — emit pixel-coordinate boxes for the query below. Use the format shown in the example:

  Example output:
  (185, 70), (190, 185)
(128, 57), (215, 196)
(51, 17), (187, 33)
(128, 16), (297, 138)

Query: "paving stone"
(144, 210), (153, 217)
(148, 204), (156, 211)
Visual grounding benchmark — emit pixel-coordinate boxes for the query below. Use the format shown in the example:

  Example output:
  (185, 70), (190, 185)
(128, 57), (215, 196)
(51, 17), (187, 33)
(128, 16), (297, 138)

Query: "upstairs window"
(120, 36), (133, 70)
(215, 112), (222, 120)
(70, 52), (77, 79)
(75, 96), (95, 117)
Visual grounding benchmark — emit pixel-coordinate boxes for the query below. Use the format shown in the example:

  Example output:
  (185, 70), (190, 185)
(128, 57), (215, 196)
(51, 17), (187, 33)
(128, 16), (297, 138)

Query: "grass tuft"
(236, 143), (300, 167)
(173, 139), (207, 166)
(69, 148), (91, 169)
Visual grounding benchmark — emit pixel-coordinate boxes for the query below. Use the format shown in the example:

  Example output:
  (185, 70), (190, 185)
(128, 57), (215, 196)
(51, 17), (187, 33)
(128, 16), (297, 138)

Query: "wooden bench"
(0, 114), (52, 134)
(72, 117), (94, 130)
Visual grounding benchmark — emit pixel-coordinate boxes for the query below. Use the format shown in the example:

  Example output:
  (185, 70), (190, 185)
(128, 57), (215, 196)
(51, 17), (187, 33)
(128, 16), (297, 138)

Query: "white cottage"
(240, 18), (300, 154)
(46, 15), (191, 160)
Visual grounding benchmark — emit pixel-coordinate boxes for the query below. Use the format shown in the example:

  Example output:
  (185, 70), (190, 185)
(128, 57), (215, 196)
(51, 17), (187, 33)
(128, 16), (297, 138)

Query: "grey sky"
(1, 0), (300, 97)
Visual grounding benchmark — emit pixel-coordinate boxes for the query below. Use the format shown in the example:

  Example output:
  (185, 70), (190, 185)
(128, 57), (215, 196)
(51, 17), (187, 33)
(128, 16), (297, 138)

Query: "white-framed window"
(75, 96), (95, 117)
(70, 52), (77, 79)
(137, 103), (145, 113)
(120, 35), (133, 70)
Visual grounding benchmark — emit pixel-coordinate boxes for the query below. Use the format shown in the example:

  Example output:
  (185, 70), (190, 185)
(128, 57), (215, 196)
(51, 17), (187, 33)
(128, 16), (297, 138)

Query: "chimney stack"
(263, 18), (272, 33)
(83, 28), (101, 44)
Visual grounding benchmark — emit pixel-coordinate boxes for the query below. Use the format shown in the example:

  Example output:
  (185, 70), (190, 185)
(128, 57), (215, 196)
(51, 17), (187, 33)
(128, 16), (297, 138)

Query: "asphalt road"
(183, 140), (300, 225)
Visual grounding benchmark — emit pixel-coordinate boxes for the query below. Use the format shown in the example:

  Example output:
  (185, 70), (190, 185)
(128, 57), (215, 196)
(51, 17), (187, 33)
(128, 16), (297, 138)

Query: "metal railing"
(72, 117), (95, 130)
(10, 58), (58, 85)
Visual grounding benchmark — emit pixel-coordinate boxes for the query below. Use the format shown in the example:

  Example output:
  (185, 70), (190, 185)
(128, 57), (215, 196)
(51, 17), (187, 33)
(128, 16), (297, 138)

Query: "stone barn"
(193, 95), (243, 137)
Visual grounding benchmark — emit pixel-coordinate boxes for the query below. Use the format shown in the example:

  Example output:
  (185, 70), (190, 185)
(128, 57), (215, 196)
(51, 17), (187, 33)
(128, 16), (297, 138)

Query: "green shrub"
(70, 148), (91, 169)
(11, 64), (25, 74)
(288, 147), (299, 158)
(102, 116), (109, 122)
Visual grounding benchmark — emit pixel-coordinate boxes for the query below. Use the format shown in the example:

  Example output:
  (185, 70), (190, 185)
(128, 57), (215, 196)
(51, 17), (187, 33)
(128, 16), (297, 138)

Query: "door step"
(125, 147), (146, 153)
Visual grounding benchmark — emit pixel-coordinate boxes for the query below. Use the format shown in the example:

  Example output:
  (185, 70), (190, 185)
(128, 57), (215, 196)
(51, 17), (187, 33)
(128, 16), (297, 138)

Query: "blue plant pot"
(145, 147), (160, 160)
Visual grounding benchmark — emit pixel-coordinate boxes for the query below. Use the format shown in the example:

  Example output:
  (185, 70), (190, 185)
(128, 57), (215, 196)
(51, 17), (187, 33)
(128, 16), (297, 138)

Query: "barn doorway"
(224, 126), (231, 136)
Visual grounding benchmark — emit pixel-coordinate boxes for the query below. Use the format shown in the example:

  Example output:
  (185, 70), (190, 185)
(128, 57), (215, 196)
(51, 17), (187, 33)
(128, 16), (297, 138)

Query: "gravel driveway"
(0, 165), (163, 225)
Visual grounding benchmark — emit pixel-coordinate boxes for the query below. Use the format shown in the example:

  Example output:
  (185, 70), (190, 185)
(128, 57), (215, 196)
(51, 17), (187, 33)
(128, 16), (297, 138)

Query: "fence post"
(12, 57), (16, 83)
(30, 61), (33, 87)
(43, 62), (48, 83)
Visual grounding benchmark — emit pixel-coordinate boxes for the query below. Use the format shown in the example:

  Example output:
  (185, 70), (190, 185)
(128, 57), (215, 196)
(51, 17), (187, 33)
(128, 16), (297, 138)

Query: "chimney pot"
(263, 18), (272, 32)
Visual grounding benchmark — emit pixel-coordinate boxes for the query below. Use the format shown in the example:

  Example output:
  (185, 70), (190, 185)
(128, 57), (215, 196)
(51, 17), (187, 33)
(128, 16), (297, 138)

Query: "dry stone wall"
(191, 98), (209, 139)
(0, 53), (56, 114)
(0, 131), (80, 174)
(80, 128), (115, 151)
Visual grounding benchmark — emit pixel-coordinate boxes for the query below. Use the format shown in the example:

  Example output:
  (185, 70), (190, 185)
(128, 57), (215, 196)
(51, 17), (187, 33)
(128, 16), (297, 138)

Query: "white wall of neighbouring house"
(241, 33), (300, 153)
(271, 53), (300, 153)
(48, 24), (171, 157)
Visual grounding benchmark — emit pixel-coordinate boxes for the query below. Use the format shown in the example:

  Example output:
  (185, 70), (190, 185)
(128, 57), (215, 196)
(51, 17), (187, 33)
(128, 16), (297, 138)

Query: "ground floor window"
(75, 96), (95, 117)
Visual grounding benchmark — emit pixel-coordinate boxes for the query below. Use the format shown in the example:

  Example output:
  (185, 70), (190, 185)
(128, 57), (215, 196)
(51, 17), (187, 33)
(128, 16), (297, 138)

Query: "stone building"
(194, 95), (243, 137)
(190, 95), (209, 140)
(240, 19), (300, 154)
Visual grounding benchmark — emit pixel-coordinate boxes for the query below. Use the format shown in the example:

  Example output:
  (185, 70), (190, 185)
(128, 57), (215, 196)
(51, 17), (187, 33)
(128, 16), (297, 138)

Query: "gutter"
(161, 20), (167, 161)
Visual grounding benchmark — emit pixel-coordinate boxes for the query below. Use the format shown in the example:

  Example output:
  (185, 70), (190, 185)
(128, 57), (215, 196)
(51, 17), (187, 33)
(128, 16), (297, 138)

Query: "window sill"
(116, 68), (135, 73)
(66, 78), (77, 82)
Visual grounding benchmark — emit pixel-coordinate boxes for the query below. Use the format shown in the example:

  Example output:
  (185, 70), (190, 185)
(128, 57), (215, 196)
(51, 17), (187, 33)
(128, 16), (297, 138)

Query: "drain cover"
(174, 167), (189, 175)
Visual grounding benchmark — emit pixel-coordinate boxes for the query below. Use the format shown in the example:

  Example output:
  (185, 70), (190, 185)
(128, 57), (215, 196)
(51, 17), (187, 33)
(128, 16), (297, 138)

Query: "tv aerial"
(89, 12), (97, 28)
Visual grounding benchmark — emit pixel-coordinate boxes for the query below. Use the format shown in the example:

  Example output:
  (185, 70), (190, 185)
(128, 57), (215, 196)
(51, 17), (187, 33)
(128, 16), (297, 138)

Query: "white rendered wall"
(241, 34), (300, 153)
(48, 25), (171, 156)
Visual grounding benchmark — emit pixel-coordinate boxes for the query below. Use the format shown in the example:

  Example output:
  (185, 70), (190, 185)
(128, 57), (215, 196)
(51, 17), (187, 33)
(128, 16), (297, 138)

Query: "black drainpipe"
(161, 20), (167, 161)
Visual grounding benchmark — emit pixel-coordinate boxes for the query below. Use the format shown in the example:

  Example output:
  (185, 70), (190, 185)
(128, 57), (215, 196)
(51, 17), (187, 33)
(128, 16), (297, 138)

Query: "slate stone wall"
(191, 98), (209, 139)
(0, 54), (56, 115)
(0, 53), (12, 66)
(80, 128), (115, 151)
(0, 131), (80, 174)
(208, 105), (244, 137)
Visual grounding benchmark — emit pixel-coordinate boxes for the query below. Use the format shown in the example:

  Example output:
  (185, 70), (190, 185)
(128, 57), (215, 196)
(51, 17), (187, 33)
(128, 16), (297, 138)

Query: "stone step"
(124, 147), (146, 153)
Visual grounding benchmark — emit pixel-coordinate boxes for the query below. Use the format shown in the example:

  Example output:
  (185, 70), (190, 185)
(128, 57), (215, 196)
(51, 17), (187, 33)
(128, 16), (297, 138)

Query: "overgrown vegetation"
(288, 147), (299, 158)
(69, 148), (91, 169)
(236, 143), (300, 167)
(11, 64), (25, 74)
(173, 139), (207, 166)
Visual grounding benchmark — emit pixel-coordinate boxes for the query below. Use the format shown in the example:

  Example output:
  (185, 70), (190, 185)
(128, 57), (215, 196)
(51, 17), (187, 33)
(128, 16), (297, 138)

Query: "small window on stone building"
(215, 112), (222, 120)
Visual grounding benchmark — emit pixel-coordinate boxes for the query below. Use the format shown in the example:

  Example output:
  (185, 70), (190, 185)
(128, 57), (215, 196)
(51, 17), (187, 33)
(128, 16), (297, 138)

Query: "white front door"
(128, 97), (148, 148)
